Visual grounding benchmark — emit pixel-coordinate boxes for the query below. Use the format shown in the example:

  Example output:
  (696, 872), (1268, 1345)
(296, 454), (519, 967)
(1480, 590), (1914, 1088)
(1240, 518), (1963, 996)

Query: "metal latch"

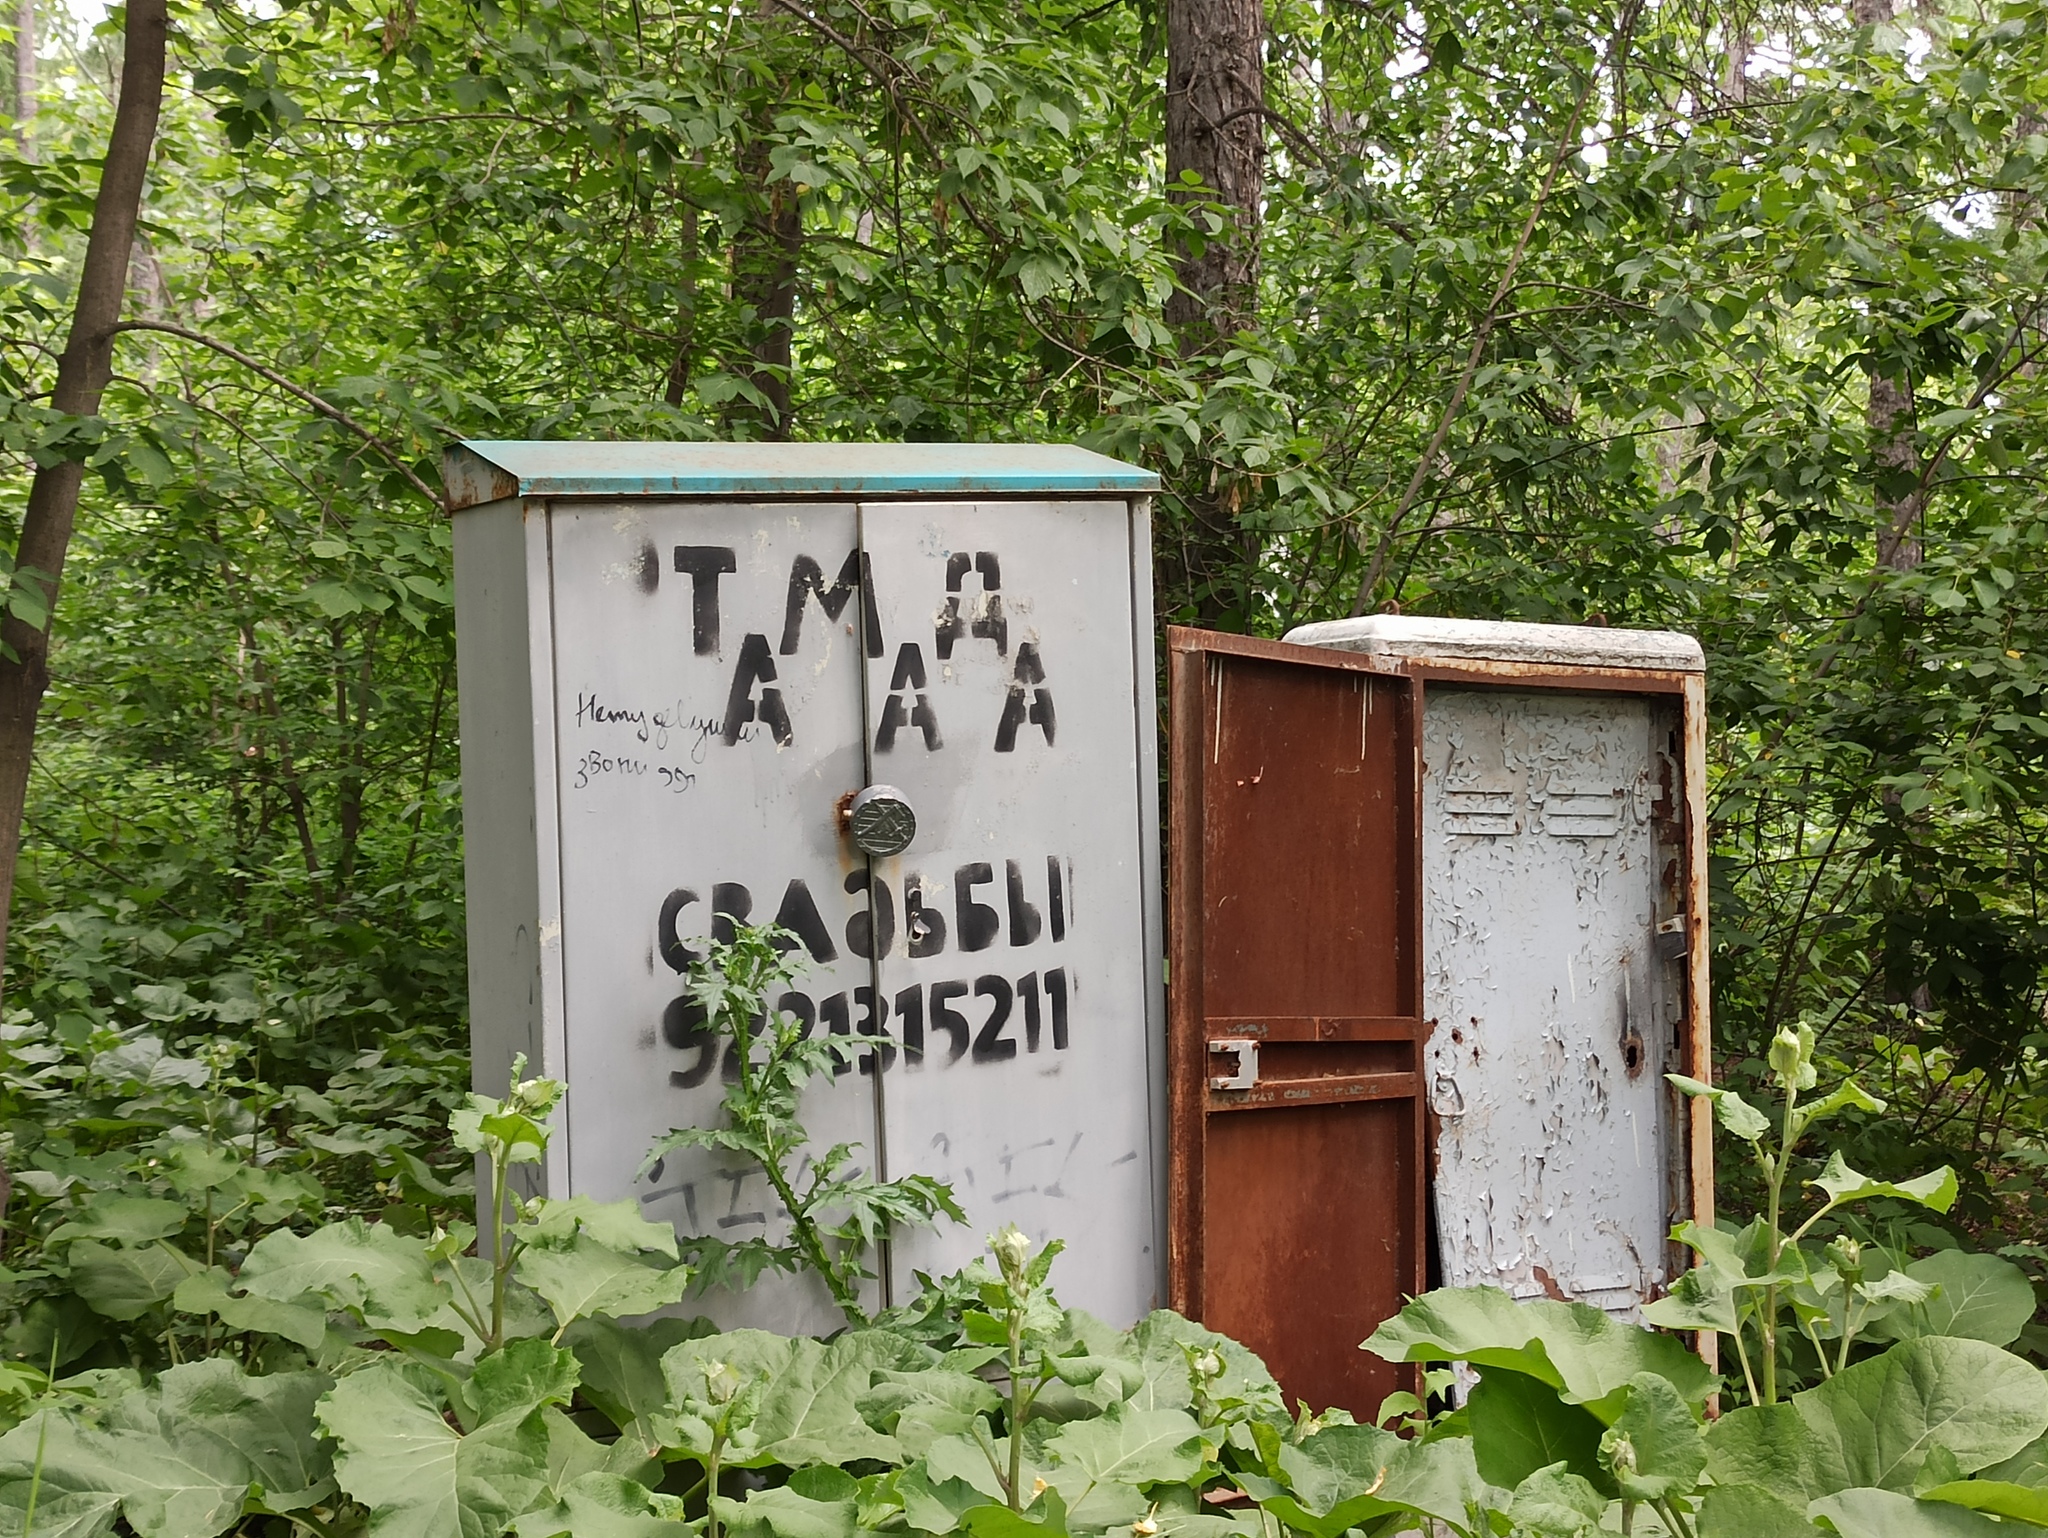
(1655, 913), (1688, 961)
(1209, 1039), (1259, 1091)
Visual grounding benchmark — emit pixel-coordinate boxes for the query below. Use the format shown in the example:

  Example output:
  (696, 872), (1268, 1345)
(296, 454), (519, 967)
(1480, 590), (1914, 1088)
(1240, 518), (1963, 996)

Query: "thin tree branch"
(108, 320), (444, 511)
(1346, 0), (1643, 615)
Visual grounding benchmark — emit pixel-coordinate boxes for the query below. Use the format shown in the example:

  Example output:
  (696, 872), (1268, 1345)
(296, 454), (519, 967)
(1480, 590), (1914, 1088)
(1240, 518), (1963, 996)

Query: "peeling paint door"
(1166, 632), (1426, 1416)
(858, 502), (1161, 1326)
(1422, 687), (1683, 1315)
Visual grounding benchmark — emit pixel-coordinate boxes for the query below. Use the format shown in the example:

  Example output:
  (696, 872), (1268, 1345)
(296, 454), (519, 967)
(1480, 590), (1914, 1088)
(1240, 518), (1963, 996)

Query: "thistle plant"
(645, 921), (964, 1325)
(1652, 1021), (1958, 1404)
(450, 1054), (565, 1351)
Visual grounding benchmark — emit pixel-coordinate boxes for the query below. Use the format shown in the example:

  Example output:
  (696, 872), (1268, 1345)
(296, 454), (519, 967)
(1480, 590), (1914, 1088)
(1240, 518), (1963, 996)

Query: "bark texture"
(0, 0), (167, 989)
(732, 178), (801, 435)
(1164, 0), (1263, 344)
(1871, 371), (1924, 572)
(728, 0), (802, 437)
(10, 0), (31, 135)
(1159, 0), (1264, 624)
(663, 196), (699, 408)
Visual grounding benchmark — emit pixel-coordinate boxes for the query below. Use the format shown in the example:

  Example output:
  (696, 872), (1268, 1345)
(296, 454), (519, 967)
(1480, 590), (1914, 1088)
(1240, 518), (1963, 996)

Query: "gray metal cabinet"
(448, 443), (1166, 1334)
(1285, 616), (1712, 1321)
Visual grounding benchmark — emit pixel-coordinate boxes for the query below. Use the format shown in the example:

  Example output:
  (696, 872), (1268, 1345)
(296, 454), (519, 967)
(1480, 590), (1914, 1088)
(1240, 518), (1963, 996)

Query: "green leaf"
(513, 1234), (690, 1331)
(857, 1369), (1003, 1458)
(1247, 1422), (1488, 1537)
(317, 1360), (551, 1538)
(1794, 1337), (2048, 1491)
(536, 1404), (650, 1500)
(898, 1442), (1006, 1534)
(1468, 1368), (1608, 1491)
(567, 1314), (714, 1450)
(1865, 1252), (2037, 1347)
(713, 1483), (859, 1538)
(1641, 1264), (1740, 1334)
(67, 1239), (192, 1320)
(1808, 1487), (2008, 1536)
(1044, 1404), (1203, 1488)
(660, 1330), (804, 1461)
(1504, 1463), (1607, 1538)
(1979, 1429), (2048, 1485)
(1362, 1286), (1716, 1419)
(237, 1218), (447, 1332)
(1807, 1152), (1959, 1214)
(1667, 1074), (1771, 1141)
(466, 1338), (580, 1424)
(520, 1196), (680, 1260)
(1707, 1403), (1849, 1505)
(751, 1331), (932, 1466)
(47, 1196), (189, 1247)
(958, 1495), (1074, 1538)
(0, 1360), (333, 1538)
(152, 1360), (335, 1513)
(1599, 1372), (1705, 1503)
(171, 1268), (329, 1351)
(1920, 1478), (2048, 1524)
(1696, 1482), (1820, 1537)
(1795, 1079), (1886, 1133)
(1125, 1311), (1282, 1417)
(514, 1471), (689, 1537)
(1017, 253), (1064, 302)
(301, 580), (364, 618)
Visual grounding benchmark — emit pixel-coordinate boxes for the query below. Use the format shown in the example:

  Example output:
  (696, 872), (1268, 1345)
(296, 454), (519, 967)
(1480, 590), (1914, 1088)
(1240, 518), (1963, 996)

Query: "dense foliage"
(1, 0), (2045, 1236)
(3, 1039), (2048, 1538)
(2, 0), (2048, 1528)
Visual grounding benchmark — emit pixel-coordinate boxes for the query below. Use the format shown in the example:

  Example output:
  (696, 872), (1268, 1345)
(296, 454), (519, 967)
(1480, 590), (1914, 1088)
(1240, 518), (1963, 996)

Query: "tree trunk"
(0, 0), (167, 992)
(10, 0), (31, 137)
(728, 0), (802, 439)
(1851, 0), (1890, 25)
(1160, 0), (1264, 625)
(1871, 371), (1923, 572)
(733, 181), (799, 436)
(1163, 0), (1263, 345)
(1721, 21), (1750, 102)
(662, 196), (699, 408)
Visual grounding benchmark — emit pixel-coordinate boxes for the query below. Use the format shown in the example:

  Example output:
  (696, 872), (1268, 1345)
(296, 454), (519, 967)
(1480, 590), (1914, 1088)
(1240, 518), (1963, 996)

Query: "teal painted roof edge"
(444, 439), (1159, 508)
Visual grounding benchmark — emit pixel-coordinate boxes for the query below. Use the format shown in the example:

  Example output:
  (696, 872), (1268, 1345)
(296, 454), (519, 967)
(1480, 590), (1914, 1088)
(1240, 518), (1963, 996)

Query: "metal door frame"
(1165, 627), (1428, 1348)
(1166, 626), (1714, 1366)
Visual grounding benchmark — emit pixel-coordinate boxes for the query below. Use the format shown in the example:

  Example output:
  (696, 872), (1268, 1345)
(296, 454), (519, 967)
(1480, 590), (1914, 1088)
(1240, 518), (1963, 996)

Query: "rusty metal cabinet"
(1167, 619), (1712, 1415)
(450, 442), (1168, 1335)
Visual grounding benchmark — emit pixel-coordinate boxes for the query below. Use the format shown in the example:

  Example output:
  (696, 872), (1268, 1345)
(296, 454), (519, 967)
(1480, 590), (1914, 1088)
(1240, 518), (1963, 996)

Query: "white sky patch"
(1580, 121), (1609, 172)
(1385, 5), (1430, 81)
(1385, 47), (1428, 80)
(61, 0), (108, 43)
(1935, 194), (1998, 237)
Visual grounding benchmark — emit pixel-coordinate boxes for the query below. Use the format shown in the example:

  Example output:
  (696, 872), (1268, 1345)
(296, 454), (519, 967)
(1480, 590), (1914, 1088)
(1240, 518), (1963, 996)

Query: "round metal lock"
(847, 784), (916, 857)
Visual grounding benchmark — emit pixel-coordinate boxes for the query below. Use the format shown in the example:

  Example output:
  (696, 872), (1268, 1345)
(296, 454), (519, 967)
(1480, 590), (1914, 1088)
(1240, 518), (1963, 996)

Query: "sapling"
(448, 1053), (566, 1351)
(1656, 1020), (1957, 1404)
(644, 921), (964, 1325)
(964, 1223), (1070, 1512)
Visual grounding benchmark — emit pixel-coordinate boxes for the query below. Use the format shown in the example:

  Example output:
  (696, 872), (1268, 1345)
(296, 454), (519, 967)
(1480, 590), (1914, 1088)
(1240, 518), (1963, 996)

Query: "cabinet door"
(1422, 687), (1680, 1314)
(546, 499), (881, 1332)
(856, 500), (1161, 1326)
(1165, 629), (1426, 1417)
